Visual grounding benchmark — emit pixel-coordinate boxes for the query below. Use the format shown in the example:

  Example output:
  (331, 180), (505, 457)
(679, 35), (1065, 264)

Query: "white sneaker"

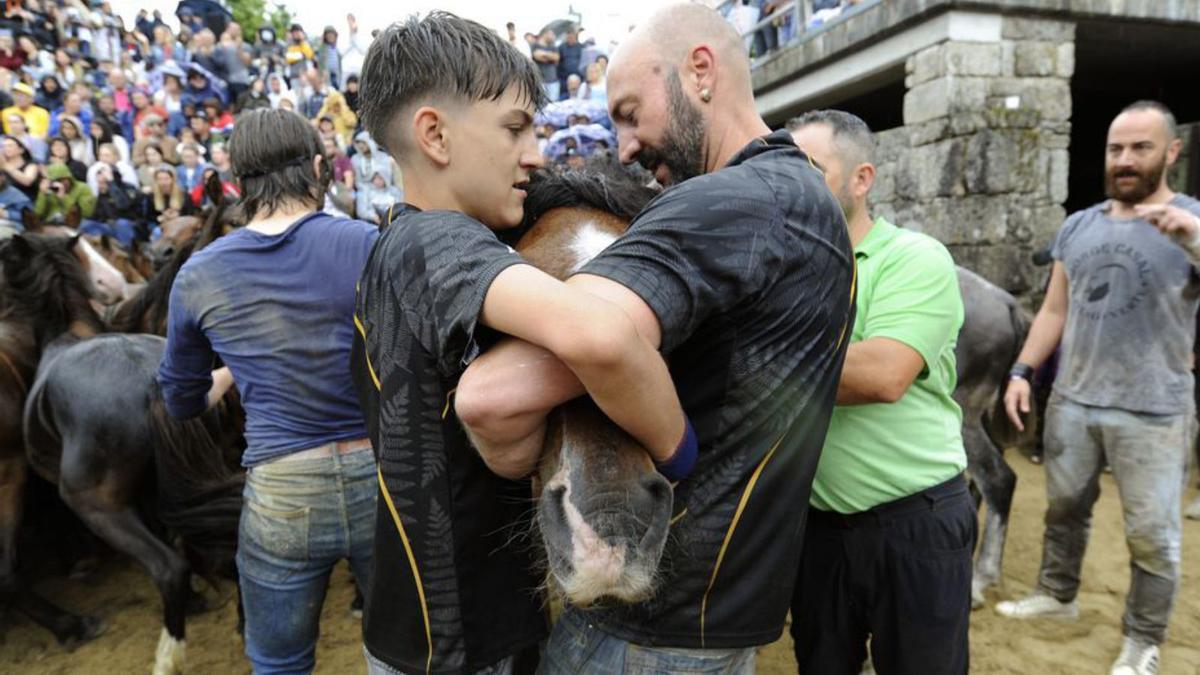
(1185, 495), (1200, 521)
(995, 592), (1079, 620)
(1110, 636), (1160, 675)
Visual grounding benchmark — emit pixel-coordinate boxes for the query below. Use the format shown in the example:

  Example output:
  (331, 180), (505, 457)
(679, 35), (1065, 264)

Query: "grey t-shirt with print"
(1051, 194), (1200, 415)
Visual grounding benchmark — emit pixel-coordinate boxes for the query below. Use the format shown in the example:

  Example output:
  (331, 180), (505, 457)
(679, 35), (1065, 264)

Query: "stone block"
(906, 44), (944, 87)
(909, 195), (1010, 247)
(1055, 42), (1075, 78)
(874, 127), (910, 163)
(1000, 41), (1016, 77)
(988, 78), (1072, 121)
(1002, 16), (1075, 42)
(947, 243), (1038, 296)
(944, 42), (1003, 77)
(904, 78), (951, 124)
(895, 138), (967, 200)
(871, 169), (896, 204)
(909, 118), (952, 146)
(1049, 149), (1070, 204)
(1015, 41), (1058, 77)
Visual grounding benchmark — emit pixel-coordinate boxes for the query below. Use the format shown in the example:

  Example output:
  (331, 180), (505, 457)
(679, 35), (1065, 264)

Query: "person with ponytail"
(157, 108), (379, 674)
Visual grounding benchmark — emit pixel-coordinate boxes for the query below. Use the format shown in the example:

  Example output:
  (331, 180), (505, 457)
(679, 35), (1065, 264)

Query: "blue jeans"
(1036, 394), (1191, 644)
(237, 445), (377, 675)
(541, 606), (755, 674)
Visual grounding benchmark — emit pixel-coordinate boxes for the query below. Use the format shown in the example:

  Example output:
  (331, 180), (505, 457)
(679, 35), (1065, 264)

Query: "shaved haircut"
(788, 109), (876, 168)
(1118, 100), (1178, 140)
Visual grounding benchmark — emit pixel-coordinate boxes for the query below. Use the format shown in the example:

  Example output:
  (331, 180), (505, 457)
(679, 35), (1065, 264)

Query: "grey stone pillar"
(871, 15), (1074, 297)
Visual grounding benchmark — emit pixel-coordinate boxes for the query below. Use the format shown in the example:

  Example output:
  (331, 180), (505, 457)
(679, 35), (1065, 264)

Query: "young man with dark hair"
(353, 11), (693, 675)
(158, 108), (379, 674)
(456, 3), (854, 671)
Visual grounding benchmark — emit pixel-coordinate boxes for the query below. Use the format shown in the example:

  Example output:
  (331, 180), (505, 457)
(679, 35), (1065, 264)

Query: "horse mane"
(109, 173), (235, 335)
(521, 162), (660, 231)
(0, 234), (104, 347)
(148, 388), (243, 577)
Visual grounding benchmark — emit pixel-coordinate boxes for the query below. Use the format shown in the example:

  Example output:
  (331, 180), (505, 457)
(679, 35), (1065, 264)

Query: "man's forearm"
(1014, 308), (1066, 370)
(456, 338), (585, 473)
(561, 317), (685, 463)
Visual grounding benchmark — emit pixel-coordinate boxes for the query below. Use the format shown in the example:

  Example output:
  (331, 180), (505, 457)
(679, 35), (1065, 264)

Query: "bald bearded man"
(455, 4), (855, 672)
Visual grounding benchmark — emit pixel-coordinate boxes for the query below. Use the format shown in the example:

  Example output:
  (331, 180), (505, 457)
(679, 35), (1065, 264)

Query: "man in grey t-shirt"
(999, 101), (1199, 675)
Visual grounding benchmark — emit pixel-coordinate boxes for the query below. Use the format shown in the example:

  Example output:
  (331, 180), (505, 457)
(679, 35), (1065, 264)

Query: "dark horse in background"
(510, 167), (1031, 609)
(21, 180), (245, 675)
(0, 233), (125, 647)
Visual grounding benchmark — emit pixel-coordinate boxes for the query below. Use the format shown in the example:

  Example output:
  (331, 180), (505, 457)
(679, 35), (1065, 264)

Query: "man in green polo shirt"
(787, 110), (975, 675)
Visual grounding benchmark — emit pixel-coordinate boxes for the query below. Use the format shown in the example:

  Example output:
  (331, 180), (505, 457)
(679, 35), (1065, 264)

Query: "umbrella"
(176, 0), (233, 36)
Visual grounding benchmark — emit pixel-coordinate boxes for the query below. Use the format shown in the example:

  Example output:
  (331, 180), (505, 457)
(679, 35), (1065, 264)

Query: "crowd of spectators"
(725, 0), (870, 58)
(0, 1), (626, 248)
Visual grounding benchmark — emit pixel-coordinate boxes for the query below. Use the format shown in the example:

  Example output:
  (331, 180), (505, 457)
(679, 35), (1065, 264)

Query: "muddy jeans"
(237, 446), (377, 674)
(540, 606), (755, 674)
(1036, 394), (1191, 644)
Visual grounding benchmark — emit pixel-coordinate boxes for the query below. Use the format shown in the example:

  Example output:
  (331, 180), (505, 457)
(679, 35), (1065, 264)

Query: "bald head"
(613, 2), (753, 99)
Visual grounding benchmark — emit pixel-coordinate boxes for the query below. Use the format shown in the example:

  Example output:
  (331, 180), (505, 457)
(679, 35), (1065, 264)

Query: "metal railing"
(716, 0), (883, 61)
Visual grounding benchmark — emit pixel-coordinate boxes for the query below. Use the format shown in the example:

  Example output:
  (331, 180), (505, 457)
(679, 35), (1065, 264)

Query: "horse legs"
(59, 480), (190, 675)
(0, 453), (27, 597)
(963, 419), (1017, 609)
(0, 454), (105, 646)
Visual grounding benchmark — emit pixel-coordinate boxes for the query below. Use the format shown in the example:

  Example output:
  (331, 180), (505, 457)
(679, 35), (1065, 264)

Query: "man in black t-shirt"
(457, 3), (855, 671)
(352, 13), (694, 675)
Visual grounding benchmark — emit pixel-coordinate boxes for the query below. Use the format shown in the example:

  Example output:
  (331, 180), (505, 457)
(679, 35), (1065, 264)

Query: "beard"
(1104, 153), (1167, 204)
(635, 71), (706, 186)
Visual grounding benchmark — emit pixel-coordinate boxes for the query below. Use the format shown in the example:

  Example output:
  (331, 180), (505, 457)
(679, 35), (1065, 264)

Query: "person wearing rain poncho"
(267, 73), (296, 110)
(350, 131), (402, 224)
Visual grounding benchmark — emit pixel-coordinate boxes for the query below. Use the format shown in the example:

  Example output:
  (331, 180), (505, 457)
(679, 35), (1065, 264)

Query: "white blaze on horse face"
(567, 221), (619, 274)
(76, 236), (128, 304)
(152, 627), (186, 675)
(548, 440), (654, 604)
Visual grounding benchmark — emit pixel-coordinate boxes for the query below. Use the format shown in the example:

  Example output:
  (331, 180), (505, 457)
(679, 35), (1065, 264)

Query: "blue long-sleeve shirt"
(157, 212), (379, 466)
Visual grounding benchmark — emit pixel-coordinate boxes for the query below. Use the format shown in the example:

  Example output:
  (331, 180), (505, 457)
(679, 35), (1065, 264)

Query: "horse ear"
(204, 171), (223, 206)
(0, 234), (33, 265)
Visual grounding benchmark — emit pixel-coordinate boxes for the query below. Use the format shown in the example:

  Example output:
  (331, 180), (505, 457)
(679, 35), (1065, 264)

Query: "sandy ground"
(1, 455), (1197, 674)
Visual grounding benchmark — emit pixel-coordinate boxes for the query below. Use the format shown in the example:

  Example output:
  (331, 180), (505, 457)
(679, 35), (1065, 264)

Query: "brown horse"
(148, 215), (204, 270)
(84, 234), (154, 286)
(513, 167), (1033, 612)
(0, 233), (115, 646)
(23, 178), (245, 674)
(507, 169), (674, 605)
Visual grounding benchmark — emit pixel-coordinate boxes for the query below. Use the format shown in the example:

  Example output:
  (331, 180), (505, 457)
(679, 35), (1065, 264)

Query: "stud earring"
(700, 88), (712, 103)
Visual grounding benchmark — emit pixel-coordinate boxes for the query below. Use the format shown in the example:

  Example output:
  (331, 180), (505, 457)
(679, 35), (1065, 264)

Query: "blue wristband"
(655, 418), (698, 482)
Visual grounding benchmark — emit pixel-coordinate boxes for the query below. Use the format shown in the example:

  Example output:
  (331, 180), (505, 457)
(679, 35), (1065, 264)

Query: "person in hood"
(180, 64), (227, 110)
(266, 72), (295, 110)
(34, 162), (95, 222)
(36, 74), (65, 112)
(317, 26), (341, 88)
(236, 76), (271, 113)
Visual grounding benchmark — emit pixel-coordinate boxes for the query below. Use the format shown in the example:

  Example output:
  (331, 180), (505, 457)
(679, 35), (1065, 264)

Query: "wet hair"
(1119, 100), (1178, 140)
(786, 109), (876, 167)
(228, 109), (329, 218)
(358, 11), (546, 156)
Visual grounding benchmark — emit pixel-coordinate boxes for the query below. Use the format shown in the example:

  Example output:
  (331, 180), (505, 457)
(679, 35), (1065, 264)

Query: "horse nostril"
(638, 472), (672, 505)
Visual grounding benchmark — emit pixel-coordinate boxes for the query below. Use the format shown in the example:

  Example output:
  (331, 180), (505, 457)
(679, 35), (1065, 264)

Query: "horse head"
(0, 233), (106, 345)
(515, 168), (672, 605)
(149, 215), (203, 270)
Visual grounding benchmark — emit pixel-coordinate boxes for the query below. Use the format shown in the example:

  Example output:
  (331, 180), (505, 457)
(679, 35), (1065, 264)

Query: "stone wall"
(870, 16), (1074, 296)
(1168, 122), (1196, 195)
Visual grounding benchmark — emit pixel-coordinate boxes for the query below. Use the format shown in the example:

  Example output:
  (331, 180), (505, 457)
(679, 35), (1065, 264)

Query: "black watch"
(1008, 362), (1035, 382)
